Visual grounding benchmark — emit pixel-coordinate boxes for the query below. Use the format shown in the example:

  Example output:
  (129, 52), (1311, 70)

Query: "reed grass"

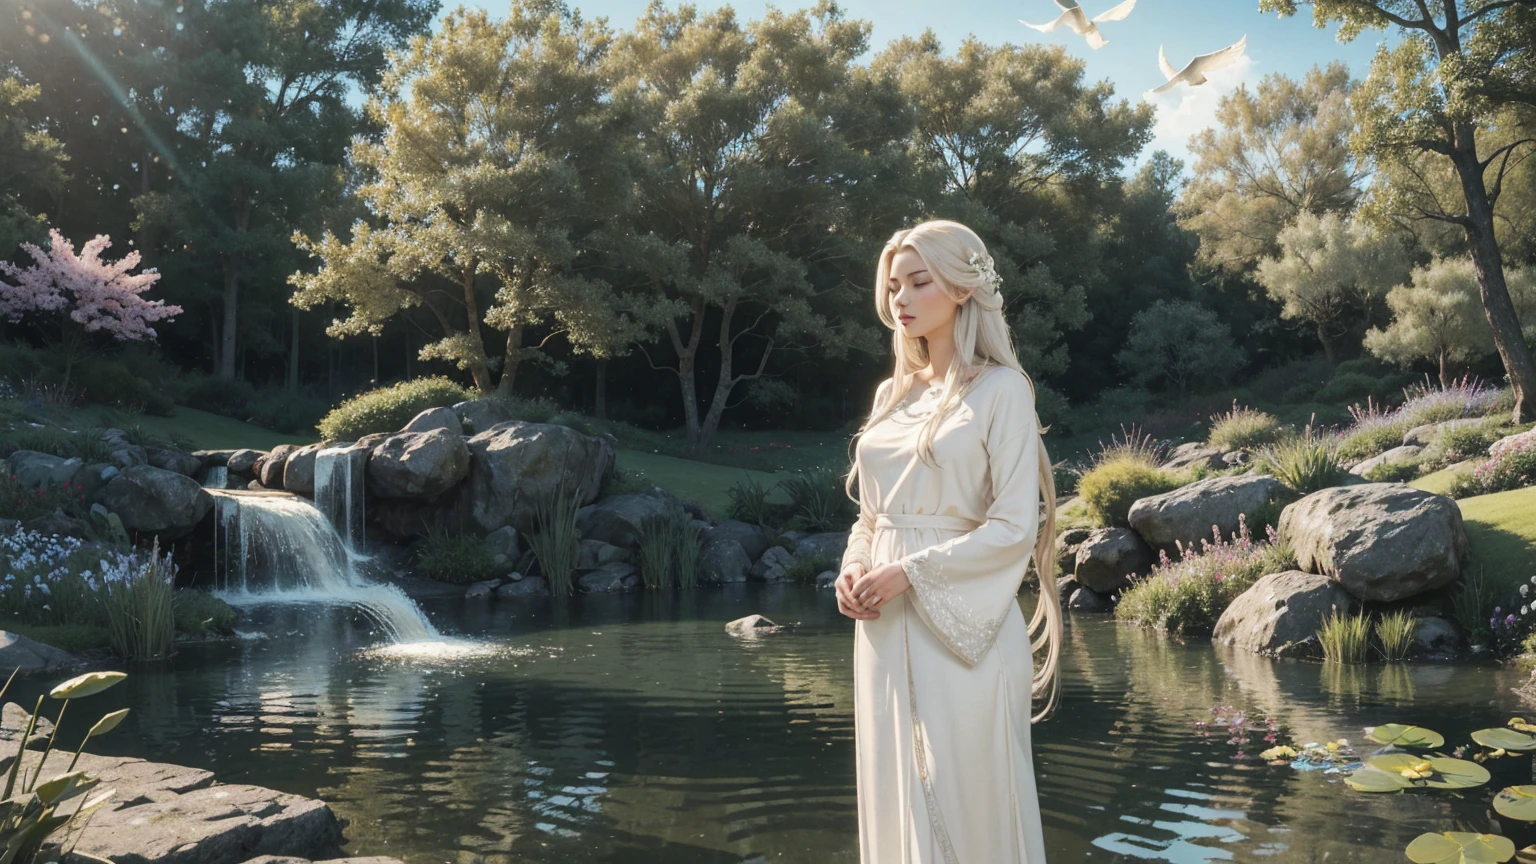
(530, 478), (582, 596)
(100, 538), (175, 661)
(637, 503), (703, 590)
(1373, 610), (1417, 661)
(1318, 611), (1370, 664)
(1254, 424), (1347, 494)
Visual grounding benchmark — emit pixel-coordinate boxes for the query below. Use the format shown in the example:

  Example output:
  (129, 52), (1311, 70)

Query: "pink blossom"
(0, 229), (180, 340)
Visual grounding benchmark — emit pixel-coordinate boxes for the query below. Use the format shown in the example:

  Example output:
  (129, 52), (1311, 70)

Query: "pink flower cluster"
(0, 229), (180, 340)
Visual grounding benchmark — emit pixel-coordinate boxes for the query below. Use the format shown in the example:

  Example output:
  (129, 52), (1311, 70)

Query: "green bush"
(317, 376), (473, 440)
(1077, 458), (1183, 528)
(0, 473), (88, 522)
(173, 590), (237, 636)
(75, 358), (175, 416)
(1336, 420), (1413, 463)
(1254, 427), (1347, 494)
(1206, 402), (1284, 450)
(1315, 372), (1382, 404)
(183, 373), (257, 418)
(1448, 435), (1536, 498)
(1363, 460), (1420, 483)
(637, 501), (703, 589)
(780, 467), (856, 532)
(0, 622), (111, 655)
(1115, 518), (1296, 637)
(726, 473), (776, 525)
(416, 528), (501, 584)
(1437, 420), (1504, 463)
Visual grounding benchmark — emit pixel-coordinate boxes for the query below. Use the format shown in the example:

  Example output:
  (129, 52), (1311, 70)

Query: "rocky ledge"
(0, 707), (399, 864)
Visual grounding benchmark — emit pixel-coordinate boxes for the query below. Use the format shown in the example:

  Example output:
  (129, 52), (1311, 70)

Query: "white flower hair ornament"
(968, 250), (1001, 293)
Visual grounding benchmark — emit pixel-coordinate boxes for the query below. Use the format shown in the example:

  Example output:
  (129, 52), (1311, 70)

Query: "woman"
(835, 219), (1062, 863)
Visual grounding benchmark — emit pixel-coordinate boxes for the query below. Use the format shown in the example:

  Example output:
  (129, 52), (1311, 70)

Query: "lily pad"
(1406, 832), (1514, 864)
(1368, 724), (1446, 749)
(1496, 786), (1536, 822)
(1476, 728), (1536, 752)
(1368, 754), (1491, 790)
(1345, 765), (1413, 793)
(48, 671), (126, 700)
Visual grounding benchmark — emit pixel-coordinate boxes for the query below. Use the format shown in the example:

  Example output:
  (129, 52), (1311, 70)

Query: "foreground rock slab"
(1212, 570), (1356, 658)
(0, 631), (79, 673)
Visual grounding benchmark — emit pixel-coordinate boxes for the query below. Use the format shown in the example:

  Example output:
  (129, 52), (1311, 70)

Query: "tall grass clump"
(99, 538), (175, 661)
(1373, 609), (1416, 661)
(529, 478), (582, 596)
(780, 467), (854, 532)
(1451, 568), (1498, 645)
(1434, 418), (1505, 463)
(637, 502), (703, 589)
(1206, 401), (1284, 450)
(416, 527), (500, 584)
(1318, 612), (1370, 664)
(317, 376), (472, 440)
(1115, 515), (1296, 637)
(1076, 426), (1182, 528)
(726, 473), (776, 526)
(1253, 424), (1347, 494)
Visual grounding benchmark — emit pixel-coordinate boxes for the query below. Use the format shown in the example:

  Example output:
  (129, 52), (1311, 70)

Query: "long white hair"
(844, 218), (1063, 722)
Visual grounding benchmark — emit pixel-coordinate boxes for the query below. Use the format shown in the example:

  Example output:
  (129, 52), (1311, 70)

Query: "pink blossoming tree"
(0, 229), (181, 390)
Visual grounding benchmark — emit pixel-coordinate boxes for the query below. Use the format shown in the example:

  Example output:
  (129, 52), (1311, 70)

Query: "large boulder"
(575, 489), (680, 551)
(1212, 570), (1357, 657)
(702, 520), (771, 563)
(1127, 474), (1289, 554)
(227, 449), (265, 476)
(578, 562), (640, 593)
(399, 406), (463, 436)
(453, 399), (516, 435)
(1072, 527), (1154, 593)
(190, 449), (238, 471)
(23, 509), (91, 540)
(255, 445), (299, 489)
(1054, 528), (1094, 579)
(281, 442), (329, 498)
(1278, 482), (1468, 602)
(577, 538), (629, 569)
(7, 450), (72, 490)
(750, 545), (797, 582)
(460, 422), (613, 536)
(146, 448), (203, 478)
(1349, 444), (1422, 476)
(792, 532), (848, 563)
(0, 631), (79, 673)
(367, 430), (469, 499)
(699, 539), (753, 583)
(103, 464), (214, 540)
(1162, 442), (1231, 472)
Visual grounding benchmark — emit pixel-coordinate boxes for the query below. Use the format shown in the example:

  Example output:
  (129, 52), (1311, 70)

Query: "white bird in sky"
(1019, 0), (1138, 51)
(1152, 34), (1248, 94)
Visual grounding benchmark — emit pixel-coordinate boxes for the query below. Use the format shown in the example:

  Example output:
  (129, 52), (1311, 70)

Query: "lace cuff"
(900, 549), (1005, 665)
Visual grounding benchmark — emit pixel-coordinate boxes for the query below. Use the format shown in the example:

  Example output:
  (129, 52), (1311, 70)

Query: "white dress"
(841, 364), (1049, 864)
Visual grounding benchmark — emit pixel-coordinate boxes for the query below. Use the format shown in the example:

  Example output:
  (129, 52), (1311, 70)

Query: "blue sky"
(471, 0), (1394, 169)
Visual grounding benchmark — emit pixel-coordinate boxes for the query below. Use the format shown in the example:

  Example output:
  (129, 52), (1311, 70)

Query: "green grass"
(1412, 465), (1473, 497)
(70, 404), (313, 451)
(0, 622), (112, 655)
(1456, 485), (1536, 601)
(615, 449), (791, 521)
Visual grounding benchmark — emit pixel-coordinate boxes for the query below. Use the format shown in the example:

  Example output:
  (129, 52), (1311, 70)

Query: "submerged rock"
(0, 632), (79, 674)
(726, 614), (781, 636)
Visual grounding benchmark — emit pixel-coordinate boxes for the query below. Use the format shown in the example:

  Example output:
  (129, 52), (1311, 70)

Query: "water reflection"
(12, 589), (1535, 863)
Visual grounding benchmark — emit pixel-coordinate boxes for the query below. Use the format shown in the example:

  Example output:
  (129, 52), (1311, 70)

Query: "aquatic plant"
(0, 667), (130, 864)
(1318, 612), (1370, 664)
(99, 536), (175, 660)
(529, 478), (582, 596)
(637, 502), (702, 590)
(1374, 609), (1417, 661)
(1193, 705), (1283, 761)
(1345, 753), (1490, 792)
(1493, 785), (1536, 821)
(1366, 724), (1446, 748)
(415, 527), (500, 585)
(1405, 832), (1513, 864)
(1451, 569), (1499, 648)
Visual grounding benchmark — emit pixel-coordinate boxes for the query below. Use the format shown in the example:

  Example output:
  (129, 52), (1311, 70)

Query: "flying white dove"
(1152, 34), (1248, 94)
(1019, 0), (1138, 51)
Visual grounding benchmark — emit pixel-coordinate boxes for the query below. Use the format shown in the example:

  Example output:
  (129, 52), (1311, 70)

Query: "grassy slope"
(615, 449), (793, 522)
(1455, 485), (1536, 599)
(71, 404), (314, 451)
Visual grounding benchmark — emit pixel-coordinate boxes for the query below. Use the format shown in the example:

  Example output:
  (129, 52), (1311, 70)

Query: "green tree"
(606, 1), (911, 454)
(293, 3), (627, 395)
(0, 74), (68, 253)
(1115, 299), (1244, 394)
(1264, 0), (1536, 422)
(1254, 211), (1410, 364)
(1178, 63), (1365, 273)
(135, 0), (437, 381)
(872, 32), (1154, 385)
(1363, 256), (1536, 385)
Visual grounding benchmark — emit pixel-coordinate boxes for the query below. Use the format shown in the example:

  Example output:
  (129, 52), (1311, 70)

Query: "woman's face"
(888, 247), (963, 342)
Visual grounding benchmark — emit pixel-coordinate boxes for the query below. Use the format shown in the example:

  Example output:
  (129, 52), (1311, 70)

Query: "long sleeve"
(841, 378), (893, 574)
(897, 374), (1041, 665)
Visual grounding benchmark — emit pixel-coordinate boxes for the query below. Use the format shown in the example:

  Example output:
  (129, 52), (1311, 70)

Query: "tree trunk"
(372, 335), (379, 384)
(287, 308), (300, 391)
(1438, 348), (1448, 389)
(219, 260), (240, 380)
(208, 305), (220, 374)
(497, 323), (523, 396)
(1317, 321), (1338, 366)
(1450, 124), (1536, 423)
(459, 262), (492, 393)
(594, 358), (607, 420)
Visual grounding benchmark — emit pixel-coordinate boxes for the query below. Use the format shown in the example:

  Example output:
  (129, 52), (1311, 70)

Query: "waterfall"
(209, 489), (440, 644)
(314, 445), (366, 552)
(200, 465), (230, 490)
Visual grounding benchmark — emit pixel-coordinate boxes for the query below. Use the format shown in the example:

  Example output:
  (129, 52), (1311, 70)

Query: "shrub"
(1077, 458), (1183, 528)
(1254, 426), (1348, 494)
(780, 467), (856, 532)
(1207, 402), (1284, 450)
(74, 359), (175, 416)
(1318, 612), (1370, 664)
(1450, 434), (1536, 498)
(182, 374), (257, 418)
(172, 590), (237, 637)
(1395, 375), (1504, 427)
(1316, 372), (1383, 405)
(726, 473), (776, 526)
(0, 475), (88, 522)
(317, 376), (473, 440)
(1336, 412), (1413, 463)
(1092, 424), (1167, 468)
(1115, 516), (1295, 637)
(416, 528), (500, 584)
(1362, 460), (1420, 483)
(637, 502), (703, 590)
(1436, 419), (1505, 463)
(246, 387), (329, 435)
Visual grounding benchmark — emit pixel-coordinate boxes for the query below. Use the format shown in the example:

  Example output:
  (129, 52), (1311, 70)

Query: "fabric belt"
(874, 513), (981, 532)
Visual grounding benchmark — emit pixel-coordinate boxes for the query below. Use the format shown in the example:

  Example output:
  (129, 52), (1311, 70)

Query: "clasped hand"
(835, 561), (912, 621)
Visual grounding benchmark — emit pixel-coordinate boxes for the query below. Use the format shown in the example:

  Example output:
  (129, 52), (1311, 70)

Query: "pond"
(14, 586), (1536, 863)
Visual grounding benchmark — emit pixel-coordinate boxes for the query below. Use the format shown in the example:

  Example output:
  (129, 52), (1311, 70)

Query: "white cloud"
(1139, 52), (1256, 166)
